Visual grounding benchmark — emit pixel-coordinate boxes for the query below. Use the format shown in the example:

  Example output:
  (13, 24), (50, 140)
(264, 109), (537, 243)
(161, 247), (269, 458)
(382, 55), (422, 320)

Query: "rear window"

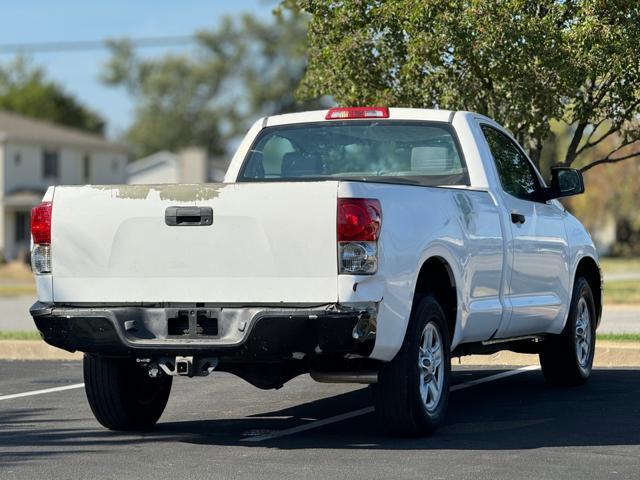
(238, 121), (469, 186)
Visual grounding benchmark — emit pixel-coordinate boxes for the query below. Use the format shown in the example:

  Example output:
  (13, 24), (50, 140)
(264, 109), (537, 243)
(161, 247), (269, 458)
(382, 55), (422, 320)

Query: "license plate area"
(167, 309), (219, 338)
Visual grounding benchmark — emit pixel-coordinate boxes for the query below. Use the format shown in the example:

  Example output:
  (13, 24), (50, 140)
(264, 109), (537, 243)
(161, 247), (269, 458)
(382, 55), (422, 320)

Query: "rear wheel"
(373, 295), (451, 436)
(539, 277), (596, 386)
(83, 355), (172, 431)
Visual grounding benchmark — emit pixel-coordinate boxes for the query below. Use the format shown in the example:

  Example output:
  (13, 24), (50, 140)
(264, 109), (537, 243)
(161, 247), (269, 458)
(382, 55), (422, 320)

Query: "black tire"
(83, 355), (172, 431)
(539, 277), (596, 386)
(373, 295), (451, 436)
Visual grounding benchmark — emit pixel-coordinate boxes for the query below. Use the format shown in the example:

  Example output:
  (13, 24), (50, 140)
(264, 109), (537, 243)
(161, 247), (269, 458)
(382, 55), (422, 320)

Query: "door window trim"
(478, 122), (548, 203)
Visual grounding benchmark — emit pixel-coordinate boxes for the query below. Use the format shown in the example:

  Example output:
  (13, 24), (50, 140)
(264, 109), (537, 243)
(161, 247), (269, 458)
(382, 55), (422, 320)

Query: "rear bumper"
(30, 302), (376, 359)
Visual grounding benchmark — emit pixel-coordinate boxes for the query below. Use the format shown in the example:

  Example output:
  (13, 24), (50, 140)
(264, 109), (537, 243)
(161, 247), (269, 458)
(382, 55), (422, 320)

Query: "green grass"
(600, 256), (640, 304)
(0, 331), (42, 340)
(600, 257), (640, 275)
(597, 333), (640, 343)
(0, 284), (36, 297)
(604, 280), (640, 304)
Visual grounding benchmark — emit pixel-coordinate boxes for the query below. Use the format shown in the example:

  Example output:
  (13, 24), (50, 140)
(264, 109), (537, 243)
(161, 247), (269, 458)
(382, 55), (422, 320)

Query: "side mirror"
(546, 167), (585, 200)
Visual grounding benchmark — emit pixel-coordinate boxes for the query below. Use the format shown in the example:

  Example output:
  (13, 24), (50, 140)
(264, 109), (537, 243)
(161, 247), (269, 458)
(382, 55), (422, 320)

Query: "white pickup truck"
(30, 107), (601, 436)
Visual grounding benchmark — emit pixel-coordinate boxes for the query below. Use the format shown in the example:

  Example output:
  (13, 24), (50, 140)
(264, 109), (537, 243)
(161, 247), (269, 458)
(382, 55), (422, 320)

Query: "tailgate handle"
(165, 206), (213, 226)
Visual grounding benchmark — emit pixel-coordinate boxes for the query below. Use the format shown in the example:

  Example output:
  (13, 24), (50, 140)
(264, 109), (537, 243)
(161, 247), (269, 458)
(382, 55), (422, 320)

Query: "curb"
(457, 341), (640, 367)
(602, 304), (640, 310)
(1, 340), (639, 366)
(0, 340), (81, 360)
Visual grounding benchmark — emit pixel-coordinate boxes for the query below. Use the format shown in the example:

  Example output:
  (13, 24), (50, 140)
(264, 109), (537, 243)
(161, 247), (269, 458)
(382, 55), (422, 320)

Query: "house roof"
(3, 188), (46, 208)
(0, 111), (129, 152)
(126, 150), (178, 177)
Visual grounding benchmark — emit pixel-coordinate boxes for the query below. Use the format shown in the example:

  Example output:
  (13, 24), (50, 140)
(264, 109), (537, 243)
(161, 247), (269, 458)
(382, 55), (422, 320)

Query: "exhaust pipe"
(310, 371), (378, 384)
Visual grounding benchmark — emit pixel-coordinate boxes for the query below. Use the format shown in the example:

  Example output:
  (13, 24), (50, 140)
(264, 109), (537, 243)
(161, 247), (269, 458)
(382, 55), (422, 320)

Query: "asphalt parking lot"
(1, 361), (639, 480)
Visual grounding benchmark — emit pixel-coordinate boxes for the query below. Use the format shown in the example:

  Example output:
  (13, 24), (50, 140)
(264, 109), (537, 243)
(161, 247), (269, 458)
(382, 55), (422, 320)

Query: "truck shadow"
(1, 368), (638, 464)
(157, 368), (640, 450)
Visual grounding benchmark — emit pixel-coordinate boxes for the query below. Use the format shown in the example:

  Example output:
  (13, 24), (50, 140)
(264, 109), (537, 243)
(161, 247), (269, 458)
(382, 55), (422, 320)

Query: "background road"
(1, 361), (639, 479)
(3, 295), (638, 333)
(599, 305), (640, 333)
(0, 296), (38, 332)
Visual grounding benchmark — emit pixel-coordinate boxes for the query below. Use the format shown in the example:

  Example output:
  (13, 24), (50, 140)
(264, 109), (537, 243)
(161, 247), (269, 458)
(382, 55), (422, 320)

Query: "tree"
(0, 57), (105, 134)
(296, 0), (640, 172)
(102, 40), (229, 156)
(103, 6), (323, 157)
(565, 132), (640, 255)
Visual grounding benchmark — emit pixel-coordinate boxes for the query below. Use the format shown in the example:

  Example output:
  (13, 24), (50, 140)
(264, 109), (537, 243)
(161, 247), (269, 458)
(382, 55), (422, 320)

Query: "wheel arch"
(412, 256), (459, 346)
(574, 255), (602, 327)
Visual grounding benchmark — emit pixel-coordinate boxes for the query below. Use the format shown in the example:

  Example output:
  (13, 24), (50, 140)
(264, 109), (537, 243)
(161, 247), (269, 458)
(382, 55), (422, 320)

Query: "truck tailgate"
(50, 182), (339, 303)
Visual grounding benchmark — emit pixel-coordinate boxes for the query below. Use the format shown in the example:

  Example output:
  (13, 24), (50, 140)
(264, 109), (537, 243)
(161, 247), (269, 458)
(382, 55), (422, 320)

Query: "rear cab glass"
(238, 121), (469, 187)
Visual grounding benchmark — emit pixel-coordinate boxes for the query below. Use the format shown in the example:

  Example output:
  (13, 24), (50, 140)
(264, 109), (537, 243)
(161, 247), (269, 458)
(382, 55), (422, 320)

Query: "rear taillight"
(31, 201), (52, 274)
(325, 107), (389, 120)
(31, 244), (52, 275)
(337, 198), (381, 275)
(338, 198), (381, 241)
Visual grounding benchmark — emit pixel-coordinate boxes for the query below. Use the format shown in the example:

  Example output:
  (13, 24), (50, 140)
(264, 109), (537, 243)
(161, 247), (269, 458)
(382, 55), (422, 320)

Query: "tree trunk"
(564, 122), (587, 167)
(529, 141), (543, 171)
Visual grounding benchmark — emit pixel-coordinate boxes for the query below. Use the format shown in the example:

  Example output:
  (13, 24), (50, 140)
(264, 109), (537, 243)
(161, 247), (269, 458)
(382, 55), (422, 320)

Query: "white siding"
(90, 152), (127, 184)
(128, 161), (178, 184)
(59, 149), (85, 185)
(1, 141), (127, 260)
(4, 143), (45, 192)
(4, 142), (126, 192)
(4, 210), (17, 259)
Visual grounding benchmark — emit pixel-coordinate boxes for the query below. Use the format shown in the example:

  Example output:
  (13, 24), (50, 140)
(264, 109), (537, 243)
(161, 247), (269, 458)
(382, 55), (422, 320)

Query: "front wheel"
(373, 295), (451, 436)
(539, 277), (597, 386)
(83, 355), (172, 431)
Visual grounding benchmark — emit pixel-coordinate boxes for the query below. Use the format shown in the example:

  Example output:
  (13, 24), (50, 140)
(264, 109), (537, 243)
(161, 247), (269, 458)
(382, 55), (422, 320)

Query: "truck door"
(479, 124), (571, 338)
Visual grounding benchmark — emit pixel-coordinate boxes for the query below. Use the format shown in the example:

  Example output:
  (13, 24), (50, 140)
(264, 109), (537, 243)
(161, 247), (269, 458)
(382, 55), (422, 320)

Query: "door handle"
(165, 206), (213, 226)
(511, 213), (526, 225)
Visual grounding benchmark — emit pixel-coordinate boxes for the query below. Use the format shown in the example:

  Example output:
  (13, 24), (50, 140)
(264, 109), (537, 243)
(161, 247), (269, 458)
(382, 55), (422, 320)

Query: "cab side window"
(481, 125), (541, 202)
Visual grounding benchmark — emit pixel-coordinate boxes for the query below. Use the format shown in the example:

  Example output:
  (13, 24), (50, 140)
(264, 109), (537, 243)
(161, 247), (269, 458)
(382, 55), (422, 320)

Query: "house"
(126, 151), (180, 184)
(209, 155), (230, 182)
(127, 147), (225, 184)
(0, 111), (129, 260)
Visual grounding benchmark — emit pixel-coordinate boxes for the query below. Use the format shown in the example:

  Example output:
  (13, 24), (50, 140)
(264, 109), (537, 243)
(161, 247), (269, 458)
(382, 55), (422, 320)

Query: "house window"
(83, 154), (91, 182)
(43, 150), (59, 179)
(15, 212), (29, 243)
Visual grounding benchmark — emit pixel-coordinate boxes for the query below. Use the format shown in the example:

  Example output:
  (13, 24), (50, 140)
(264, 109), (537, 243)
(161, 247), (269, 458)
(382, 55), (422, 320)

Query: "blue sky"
(0, 0), (275, 137)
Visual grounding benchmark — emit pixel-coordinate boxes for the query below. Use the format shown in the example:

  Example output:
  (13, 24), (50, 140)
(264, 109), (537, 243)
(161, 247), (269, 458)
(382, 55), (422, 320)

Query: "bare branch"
(586, 118), (607, 139)
(575, 97), (640, 158)
(592, 74), (616, 108)
(581, 152), (640, 172)
(576, 123), (618, 157)
(580, 143), (640, 172)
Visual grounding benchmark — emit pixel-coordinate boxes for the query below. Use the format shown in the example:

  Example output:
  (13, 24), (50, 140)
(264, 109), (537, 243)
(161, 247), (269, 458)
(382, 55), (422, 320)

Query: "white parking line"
(0, 383), (85, 402)
(241, 365), (540, 442)
(450, 364), (540, 392)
